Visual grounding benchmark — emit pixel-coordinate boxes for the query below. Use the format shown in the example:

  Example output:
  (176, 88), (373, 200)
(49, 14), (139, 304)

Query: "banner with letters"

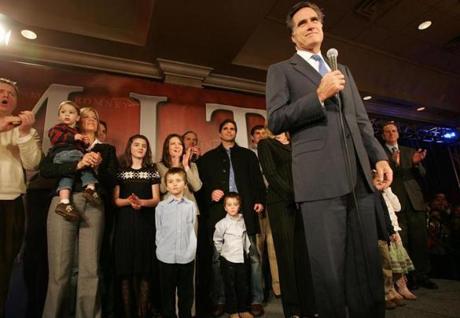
(0, 60), (266, 159)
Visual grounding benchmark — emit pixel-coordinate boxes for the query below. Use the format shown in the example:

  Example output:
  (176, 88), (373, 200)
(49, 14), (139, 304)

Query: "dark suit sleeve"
(266, 63), (326, 135)
(248, 151), (266, 206)
(344, 66), (387, 165)
(40, 151), (78, 178)
(96, 144), (119, 191)
(406, 148), (426, 177)
(258, 140), (293, 202)
(196, 154), (218, 207)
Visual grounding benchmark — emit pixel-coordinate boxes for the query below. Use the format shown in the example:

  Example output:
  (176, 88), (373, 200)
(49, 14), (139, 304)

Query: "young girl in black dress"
(114, 134), (161, 318)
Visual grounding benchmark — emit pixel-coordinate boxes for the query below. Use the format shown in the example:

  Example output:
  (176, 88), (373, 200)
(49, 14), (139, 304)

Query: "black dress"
(114, 166), (160, 276)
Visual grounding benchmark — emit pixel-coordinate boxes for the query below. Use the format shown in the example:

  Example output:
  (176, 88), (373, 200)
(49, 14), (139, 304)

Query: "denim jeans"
(211, 234), (264, 305)
(248, 235), (264, 304)
(53, 149), (98, 192)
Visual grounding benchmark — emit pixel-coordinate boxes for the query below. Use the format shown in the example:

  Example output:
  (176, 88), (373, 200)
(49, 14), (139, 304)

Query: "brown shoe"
(239, 312), (254, 318)
(250, 304), (264, 317)
(55, 202), (80, 222)
(211, 304), (225, 317)
(229, 314), (240, 318)
(83, 188), (102, 206)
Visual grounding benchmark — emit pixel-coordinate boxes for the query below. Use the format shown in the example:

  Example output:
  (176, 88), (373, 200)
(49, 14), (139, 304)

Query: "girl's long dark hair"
(120, 134), (153, 169)
(160, 133), (184, 168)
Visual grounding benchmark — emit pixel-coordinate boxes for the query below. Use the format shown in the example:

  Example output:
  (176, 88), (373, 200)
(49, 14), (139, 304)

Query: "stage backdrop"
(0, 60), (266, 159)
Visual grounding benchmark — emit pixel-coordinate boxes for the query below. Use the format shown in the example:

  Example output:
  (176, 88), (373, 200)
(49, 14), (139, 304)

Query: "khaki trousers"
(43, 193), (104, 318)
(256, 211), (280, 295)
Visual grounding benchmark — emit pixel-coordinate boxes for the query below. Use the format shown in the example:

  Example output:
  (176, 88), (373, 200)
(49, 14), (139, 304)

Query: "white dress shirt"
(296, 50), (331, 75)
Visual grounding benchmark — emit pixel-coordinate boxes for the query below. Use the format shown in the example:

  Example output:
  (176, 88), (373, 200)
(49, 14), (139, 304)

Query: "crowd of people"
(1, 2), (459, 318)
(427, 193), (460, 280)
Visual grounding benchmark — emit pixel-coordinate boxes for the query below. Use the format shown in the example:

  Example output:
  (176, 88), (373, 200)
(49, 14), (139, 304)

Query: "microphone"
(327, 48), (341, 102)
(327, 48), (338, 71)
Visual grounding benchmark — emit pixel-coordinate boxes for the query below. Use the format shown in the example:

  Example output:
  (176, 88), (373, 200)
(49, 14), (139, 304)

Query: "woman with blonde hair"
(41, 106), (118, 317)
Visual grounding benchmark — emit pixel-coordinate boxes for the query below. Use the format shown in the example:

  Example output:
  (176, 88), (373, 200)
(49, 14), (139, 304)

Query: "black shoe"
(211, 304), (225, 317)
(407, 275), (419, 290)
(420, 278), (439, 289)
(385, 300), (397, 310)
(250, 304), (265, 317)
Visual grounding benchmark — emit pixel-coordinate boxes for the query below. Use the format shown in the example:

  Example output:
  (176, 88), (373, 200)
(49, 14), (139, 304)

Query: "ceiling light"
(418, 21), (432, 30)
(363, 96), (372, 101)
(21, 29), (37, 40)
(416, 106), (426, 111)
(0, 24), (11, 45)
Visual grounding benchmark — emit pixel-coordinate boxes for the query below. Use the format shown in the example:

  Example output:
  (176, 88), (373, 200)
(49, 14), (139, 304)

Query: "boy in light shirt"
(156, 167), (197, 318)
(214, 192), (253, 318)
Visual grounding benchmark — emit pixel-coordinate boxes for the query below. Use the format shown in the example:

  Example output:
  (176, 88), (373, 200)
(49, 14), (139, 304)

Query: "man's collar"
(385, 143), (399, 150)
(296, 49), (325, 62)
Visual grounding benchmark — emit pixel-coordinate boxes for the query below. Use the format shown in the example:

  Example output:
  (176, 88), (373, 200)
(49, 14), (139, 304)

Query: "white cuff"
(15, 127), (36, 144)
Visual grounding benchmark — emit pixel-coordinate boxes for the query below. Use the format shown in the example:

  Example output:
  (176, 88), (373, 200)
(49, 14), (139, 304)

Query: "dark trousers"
(299, 176), (384, 318)
(396, 191), (430, 281)
(220, 257), (249, 315)
(100, 201), (115, 318)
(23, 188), (51, 318)
(268, 202), (315, 317)
(0, 197), (25, 318)
(159, 261), (194, 318)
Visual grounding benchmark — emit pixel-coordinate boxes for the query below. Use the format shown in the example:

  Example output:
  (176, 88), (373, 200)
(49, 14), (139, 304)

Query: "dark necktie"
(391, 146), (400, 166)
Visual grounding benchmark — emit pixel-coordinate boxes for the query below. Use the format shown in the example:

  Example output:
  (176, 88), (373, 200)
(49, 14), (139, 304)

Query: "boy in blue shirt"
(156, 167), (197, 318)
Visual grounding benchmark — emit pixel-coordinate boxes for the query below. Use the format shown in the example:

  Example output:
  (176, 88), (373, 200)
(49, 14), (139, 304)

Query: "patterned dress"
(114, 165), (160, 276)
(382, 188), (415, 274)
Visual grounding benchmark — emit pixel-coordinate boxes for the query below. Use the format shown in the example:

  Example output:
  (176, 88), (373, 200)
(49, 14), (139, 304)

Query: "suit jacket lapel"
(289, 53), (322, 86)
(289, 54), (350, 109)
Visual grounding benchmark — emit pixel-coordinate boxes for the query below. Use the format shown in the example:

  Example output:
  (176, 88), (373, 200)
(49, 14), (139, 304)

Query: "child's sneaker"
(83, 188), (102, 206)
(55, 202), (80, 222)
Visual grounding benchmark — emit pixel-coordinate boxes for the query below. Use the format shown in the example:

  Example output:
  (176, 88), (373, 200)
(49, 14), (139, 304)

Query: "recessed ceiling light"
(363, 96), (372, 101)
(418, 21), (432, 30)
(21, 29), (37, 40)
(0, 25), (12, 45)
(416, 106), (426, 111)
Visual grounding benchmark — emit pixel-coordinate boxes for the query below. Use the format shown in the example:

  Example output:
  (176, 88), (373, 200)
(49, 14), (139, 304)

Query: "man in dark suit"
(382, 121), (437, 289)
(266, 2), (393, 317)
(198, 119), (266, 317)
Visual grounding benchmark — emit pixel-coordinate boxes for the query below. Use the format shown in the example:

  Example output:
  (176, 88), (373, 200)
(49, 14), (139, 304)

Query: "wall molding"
(156, 58), (213, 88)
(204, 73), (265, 95)
(0, 42), (163, 79)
